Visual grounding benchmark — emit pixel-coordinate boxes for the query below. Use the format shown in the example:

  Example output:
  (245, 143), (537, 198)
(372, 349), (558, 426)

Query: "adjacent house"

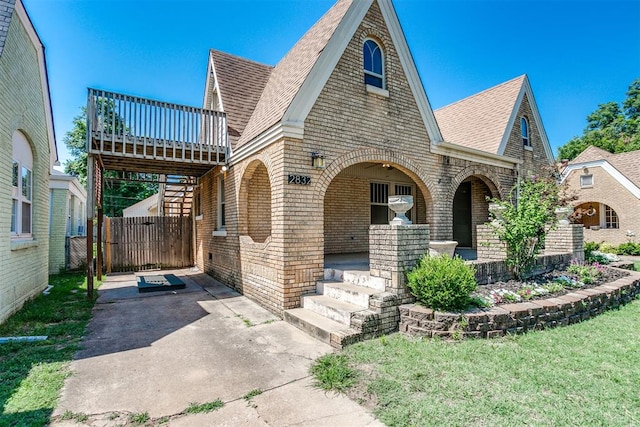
(0, 0), (58, 322)
(85, 0), (553, 335)
(562, 146), (640, 245)
(49, 171), (86, 273)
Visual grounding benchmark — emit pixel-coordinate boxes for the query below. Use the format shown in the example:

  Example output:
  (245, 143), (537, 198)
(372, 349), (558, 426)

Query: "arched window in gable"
(363, 39), (384, 89)
(11, 131), (33, 237)
(521, 117), (531, 147)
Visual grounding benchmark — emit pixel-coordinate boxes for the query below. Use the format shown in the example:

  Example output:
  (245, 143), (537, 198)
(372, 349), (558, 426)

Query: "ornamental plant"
(488, 173), (561, 280)
(406, 254), (477, 311)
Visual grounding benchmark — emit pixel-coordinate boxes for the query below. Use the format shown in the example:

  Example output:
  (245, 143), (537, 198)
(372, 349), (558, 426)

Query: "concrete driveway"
(52, 269), (382, 426)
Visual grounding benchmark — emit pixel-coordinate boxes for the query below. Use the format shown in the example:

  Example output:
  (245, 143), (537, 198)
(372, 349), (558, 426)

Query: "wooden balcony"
(87, 88), (228, 176)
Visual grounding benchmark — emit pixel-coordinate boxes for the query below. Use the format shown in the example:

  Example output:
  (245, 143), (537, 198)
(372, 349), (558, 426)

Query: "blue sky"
(21, 0), (640, 168)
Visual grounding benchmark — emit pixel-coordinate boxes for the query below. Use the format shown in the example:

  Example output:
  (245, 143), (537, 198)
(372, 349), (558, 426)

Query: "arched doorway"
(453, 175), (498, 248)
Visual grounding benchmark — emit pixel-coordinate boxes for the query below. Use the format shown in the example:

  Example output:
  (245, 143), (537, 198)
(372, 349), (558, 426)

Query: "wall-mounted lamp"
(382, 163), (391, 168)
(311, 152), (325, 169)
(221, 165), (228, 173)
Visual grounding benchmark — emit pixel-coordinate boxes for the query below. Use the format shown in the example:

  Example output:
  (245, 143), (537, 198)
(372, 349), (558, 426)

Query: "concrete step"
(317, 280), (378, 308)
(323, 268), (386, 291)
(302, 294), (366, 325)
(284, 308), (347, 345)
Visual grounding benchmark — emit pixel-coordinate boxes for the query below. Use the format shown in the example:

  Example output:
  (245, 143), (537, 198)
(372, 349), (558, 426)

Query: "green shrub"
(616, 242), (640, 256)
(584, 241), (600, 260)
(599, 243), (618, 254)
(407, 255), (477, 311)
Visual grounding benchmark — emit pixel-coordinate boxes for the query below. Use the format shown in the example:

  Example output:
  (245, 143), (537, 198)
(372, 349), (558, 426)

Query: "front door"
(453, 182), (472, 247)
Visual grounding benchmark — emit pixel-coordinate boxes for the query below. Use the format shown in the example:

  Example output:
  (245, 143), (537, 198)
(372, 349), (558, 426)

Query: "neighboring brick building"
(0, 0), (58, 322)
(562, 146), (640, 245)
(49, 171), (86, 274)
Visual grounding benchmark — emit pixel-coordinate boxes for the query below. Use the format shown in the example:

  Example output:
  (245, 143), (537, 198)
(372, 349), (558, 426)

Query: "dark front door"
(453, 182), (472, 247)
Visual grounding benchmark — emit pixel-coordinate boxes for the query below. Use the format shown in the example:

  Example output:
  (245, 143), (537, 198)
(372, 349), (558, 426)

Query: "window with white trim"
(11, 131), (33, 238)
(580, 174), (593, 188)
(521, 117), (530, 147)
(604, 205), (619, 229)
(363, 39), (384, 89)
(217, 175), (225, 229)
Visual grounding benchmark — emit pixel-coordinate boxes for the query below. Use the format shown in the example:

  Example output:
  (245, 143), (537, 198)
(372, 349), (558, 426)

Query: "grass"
(184, 399), (224, 414)
(634, 261), (640, 272)
(242, 388), (263, 400)
(0, 272), (97, 427)
(310, 354), (356, 392)
(312, 297), (640, 426)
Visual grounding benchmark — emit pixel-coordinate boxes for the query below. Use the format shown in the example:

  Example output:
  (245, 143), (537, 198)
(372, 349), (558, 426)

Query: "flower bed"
(399, 268), (640, 339)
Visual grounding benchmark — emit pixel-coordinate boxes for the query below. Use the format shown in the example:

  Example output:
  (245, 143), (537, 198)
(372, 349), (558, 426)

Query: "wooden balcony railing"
(87, 88), (228, 165)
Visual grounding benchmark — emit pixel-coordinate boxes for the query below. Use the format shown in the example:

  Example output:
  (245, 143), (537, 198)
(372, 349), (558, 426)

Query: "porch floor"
(324, 248), (477, 271)
(324, 252), (369, 271)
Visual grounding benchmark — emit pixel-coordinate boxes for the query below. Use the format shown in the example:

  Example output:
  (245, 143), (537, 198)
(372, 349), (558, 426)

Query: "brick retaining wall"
(399, 269), (640, 339)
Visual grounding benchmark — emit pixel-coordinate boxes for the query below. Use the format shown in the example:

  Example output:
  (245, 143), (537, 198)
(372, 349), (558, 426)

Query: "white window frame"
(363, 38), (385, 90)
(213, 174), (227, 236)
(11, 131), (33, 239)
(603, 204), (619, 229)
(580, 174), (593, 188)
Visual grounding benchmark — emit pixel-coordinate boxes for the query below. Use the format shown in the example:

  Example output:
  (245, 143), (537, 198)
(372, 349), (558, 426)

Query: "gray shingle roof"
(209, 50), (273, 148)
(434, 75), (526, 154)
(574, 146), (640, 189)
(237, 0), (353, 147)
(0, 0), (17, 59)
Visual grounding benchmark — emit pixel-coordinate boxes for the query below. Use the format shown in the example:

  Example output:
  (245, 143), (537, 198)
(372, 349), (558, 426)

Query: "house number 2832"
(288, 174), (311, 185)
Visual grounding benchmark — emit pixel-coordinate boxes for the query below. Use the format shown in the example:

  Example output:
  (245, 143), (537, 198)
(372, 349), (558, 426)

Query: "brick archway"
(238, 158), (272, 242)
(314, 148), (438, 206)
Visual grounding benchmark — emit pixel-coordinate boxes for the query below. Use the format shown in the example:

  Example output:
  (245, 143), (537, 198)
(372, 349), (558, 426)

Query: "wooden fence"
(105, 216), (192, 272)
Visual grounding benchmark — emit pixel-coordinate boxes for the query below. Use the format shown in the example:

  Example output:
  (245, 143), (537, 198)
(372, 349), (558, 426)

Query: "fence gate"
(105, 216), (192, 272)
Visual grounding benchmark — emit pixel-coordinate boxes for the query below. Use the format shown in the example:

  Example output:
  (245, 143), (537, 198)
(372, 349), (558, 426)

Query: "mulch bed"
(474, 266), (630, 303)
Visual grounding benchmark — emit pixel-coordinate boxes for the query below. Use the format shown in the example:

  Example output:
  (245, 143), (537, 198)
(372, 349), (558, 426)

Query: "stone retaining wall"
(399, 269), (640, 339)
(470, 253), (573, 285)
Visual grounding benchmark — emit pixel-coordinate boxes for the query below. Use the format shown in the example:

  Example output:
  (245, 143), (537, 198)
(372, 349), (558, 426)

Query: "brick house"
(86, 0), (554, 340)
(562, 145), (640, 245)
(0, 0), (58, 322)
(193, 0), (553, 314)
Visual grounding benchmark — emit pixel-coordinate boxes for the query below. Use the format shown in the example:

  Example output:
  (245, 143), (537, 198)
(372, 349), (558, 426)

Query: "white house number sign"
(288, 174), (311, 185)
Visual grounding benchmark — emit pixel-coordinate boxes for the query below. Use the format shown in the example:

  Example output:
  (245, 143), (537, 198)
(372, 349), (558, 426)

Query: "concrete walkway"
(52, 269), (382, 426)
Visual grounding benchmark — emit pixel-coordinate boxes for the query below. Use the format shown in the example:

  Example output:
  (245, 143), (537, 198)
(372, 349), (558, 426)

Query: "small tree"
(489, 172), (560, 280)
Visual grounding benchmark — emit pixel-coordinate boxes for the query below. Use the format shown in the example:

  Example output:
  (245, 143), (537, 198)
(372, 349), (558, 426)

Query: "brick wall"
(48, 188), (68, 273)
(545, 224), (584, 261)
(369, 224), (430, 303)
(0, 11), (52, 323)
(324, 175), (369, 254)
(476, 224), (506, 260)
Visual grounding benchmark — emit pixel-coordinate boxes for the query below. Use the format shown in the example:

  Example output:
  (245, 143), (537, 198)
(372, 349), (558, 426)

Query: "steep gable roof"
(238, 0), (354, 147)
(606, 150), (640, 189)
(232, 0), (443, 156)
(205, 50), (272, 147)
(434, 75), (553, 163)
(435, 75), (525, 153)
(0, 0), (16, 59)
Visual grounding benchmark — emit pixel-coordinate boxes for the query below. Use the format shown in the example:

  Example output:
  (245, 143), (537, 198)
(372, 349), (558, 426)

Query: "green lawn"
(0, 272), (97, 427)
(315, 297), (640, 426)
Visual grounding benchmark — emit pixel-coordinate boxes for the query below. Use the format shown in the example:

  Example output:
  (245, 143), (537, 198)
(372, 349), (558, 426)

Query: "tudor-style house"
(562, 146), (640, 245)
(85, 0), (553, 343)
(0, 0), (58, 323)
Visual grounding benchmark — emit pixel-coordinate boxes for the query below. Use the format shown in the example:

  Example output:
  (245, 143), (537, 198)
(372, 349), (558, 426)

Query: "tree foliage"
(489, 171), (561, 280)
(557, 79), (640, 161)
(63, 107), (157, 217)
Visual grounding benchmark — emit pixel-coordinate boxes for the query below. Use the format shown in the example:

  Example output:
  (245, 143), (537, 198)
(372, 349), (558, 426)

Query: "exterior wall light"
(221, 165), (228, 172)
(311, 152), (325, 169)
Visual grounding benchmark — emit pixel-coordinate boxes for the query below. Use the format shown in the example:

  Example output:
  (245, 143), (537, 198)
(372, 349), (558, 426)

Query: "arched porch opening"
(323, 161), (432, 266)
(452, 175), (500, 249)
